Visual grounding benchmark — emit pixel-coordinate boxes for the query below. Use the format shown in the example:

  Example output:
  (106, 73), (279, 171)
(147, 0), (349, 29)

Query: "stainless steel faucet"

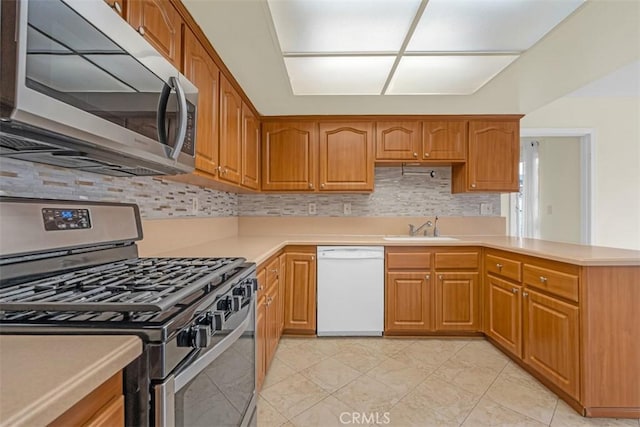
(408, 220), (432, 236)
(408, 216), (440, 237)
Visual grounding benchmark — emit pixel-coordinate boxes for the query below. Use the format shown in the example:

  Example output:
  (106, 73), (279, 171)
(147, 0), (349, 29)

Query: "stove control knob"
(203, 310), (226, 332)
(232, 295), (243, 311)
(177, 325), (210, 348)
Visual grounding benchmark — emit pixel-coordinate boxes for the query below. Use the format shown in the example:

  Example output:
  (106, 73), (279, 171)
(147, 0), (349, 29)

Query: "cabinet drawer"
(523, 264), (579, 302)
(435, 252), (479, 270)
(387, 250), (431, 270)
(486, 254), (521, 282)
(265, 257), (280, 289)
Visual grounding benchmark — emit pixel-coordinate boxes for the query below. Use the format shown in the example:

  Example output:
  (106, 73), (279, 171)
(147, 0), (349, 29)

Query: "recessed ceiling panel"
(284, 56), (395, 95)
(268, 0), (421, 53)
(407, 0), (585, 52)
(387, 55), (519, 95)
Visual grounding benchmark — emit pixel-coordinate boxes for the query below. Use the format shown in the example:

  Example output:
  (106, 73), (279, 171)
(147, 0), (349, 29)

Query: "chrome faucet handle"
(408, 224), (416, 236)
(433, 216), (439, 237)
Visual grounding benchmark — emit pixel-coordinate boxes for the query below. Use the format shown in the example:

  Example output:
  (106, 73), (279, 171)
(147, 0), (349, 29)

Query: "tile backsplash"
(0, 160), (500, 218)
(239, 167), (500, 217)
(0, 158), (237, 219)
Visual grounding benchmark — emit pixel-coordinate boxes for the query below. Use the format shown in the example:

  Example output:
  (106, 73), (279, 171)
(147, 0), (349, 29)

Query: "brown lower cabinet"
(49, 372), (124, 427)
(386, 271), (433, 332)
(283, 247), (317, 334)
(435, 272), (479, 331)
(256, 255), (281, 390)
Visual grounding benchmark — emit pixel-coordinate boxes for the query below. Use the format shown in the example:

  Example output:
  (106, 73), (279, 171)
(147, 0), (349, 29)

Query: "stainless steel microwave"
(0, 0), (198, 176)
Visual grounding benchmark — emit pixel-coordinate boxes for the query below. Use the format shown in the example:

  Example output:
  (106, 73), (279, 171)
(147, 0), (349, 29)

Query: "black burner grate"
(0, 257), (246, 313)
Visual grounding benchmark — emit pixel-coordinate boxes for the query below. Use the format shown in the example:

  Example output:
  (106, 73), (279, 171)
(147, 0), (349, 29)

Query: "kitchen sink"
(383, 236), (459, 242)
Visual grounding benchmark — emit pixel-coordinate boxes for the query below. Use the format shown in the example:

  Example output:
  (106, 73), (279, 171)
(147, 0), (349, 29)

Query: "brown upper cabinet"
(218, 76), (243, 185)
(422, 120), (467, 161)
(127, 0), (182, 69)
(241, 103), (260, 190)
(182, 27), (220, 179)
(104, 0), (125, 16)
(319, 122), (375, 192)
(452, 119), (520, 192)
(375, 121), (422, 161)
(261, 122), (318, 191)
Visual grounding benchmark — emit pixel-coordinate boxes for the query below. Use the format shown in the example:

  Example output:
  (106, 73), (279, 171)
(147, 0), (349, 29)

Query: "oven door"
(153, 295), (257, 427)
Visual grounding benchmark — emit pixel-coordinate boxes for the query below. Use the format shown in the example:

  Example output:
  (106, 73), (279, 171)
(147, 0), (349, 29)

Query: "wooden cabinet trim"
(434, 251), (479, 270)
(523, 264), (579, 302)
(485, 253), (522, 282)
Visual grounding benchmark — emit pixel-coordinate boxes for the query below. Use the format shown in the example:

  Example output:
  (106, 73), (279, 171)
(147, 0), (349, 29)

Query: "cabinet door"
(466, 120), (519, 191)
(278, 253), (287, 338)
(375, 121), (421, 161)
(524, 289), (580, 399)
(262, 122), (318, 191)
(104, 0), (125, 16)
(219, 76), (242, 184)
(435, 272), (479, 331)
(241, 103), (260, 190)
(283, 251), (317, 334)
(127, 0), (182, 68)
(486, 274), (522, 357)
(422, 121), (467, 161)
(256, 269), (267, 391)
(319, 122), (374, 191)
(266, 283), (279, 370)
(183, 28), (219, 178)
(385, 271), (432, 333)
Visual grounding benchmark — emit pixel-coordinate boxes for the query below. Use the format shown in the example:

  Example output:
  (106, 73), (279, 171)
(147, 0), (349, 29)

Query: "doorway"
(506, 129), (594, 245)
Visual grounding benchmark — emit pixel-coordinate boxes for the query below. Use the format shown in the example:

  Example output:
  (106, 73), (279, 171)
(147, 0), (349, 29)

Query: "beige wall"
(535, 137), (582, 244)
(521, 97), (640, 250)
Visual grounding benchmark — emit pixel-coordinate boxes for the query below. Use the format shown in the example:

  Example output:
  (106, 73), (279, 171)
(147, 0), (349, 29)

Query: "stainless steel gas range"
(0, 197), (257, 427)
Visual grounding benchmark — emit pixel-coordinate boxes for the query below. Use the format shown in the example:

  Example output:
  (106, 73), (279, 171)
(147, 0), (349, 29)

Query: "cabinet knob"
(258, 286), (264, 291)
(311, 255), (315, 261)
(425, 274), (430, 280)
(438, 274), (443, 280)
(113, 1), (122, 14)
(321, 183), (325, 188)
(413, 152), (418, 157)
(523, 291), (529, 297)
(138, 26), (146, 36)
(308, 183), (313, 189)
(539, 276), (548, 283)
(512, 288), (519, 294)
(471, 183), (477, 188)
(424, 153), (430, 157)
(496, 263), (503, 270)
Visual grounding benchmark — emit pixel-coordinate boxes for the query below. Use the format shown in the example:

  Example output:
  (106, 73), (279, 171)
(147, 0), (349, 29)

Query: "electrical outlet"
(343, 203), (352, 215)
(480, 203), (493, 215)
(308, 203), (317, 215)
(192, 197), (199, 214)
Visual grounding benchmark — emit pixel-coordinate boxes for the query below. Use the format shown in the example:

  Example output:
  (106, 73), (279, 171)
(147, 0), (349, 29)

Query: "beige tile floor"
(258, 337), (640, 427)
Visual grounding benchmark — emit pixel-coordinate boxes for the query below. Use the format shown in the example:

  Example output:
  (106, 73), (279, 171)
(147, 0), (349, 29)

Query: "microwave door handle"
(170, 76), (188, 161)
(156, 81), (172, 147)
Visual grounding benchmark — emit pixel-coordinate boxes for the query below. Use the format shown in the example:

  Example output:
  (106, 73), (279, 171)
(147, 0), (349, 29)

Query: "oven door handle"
(173, 299), (253, 391)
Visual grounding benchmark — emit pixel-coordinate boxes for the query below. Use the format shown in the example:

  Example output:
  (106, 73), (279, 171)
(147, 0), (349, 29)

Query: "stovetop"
(0, 257), (246, 318)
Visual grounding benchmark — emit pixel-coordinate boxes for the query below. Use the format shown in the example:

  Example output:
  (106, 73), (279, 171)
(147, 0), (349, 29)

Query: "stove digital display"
(42, 208), (91, 231)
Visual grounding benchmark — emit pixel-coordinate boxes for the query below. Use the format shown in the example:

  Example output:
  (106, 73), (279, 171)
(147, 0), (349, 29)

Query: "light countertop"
(149, 234), (640, 266)
(0, 335), (142, 427)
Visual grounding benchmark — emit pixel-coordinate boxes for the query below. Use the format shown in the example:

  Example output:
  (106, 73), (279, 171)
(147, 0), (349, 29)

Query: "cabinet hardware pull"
(523, 292), (529, 297)
(113, 1), (122, 14)
(425, 274), (430, 280)
(308, 183), (313, 189)
(424, 153), (430, 157)
(413, 152), (418, 157)
(138, 26), (145, 36)
(512, 288), (519, 294)
(438, 274), (443, 280)
(539, 276), (547, 283)
(496, 263), (503, 270)
(258, 286), (264, 291)
(311, 256), (315, 260)
(471, 183), (476, 188)
(321, 183), (325, 188)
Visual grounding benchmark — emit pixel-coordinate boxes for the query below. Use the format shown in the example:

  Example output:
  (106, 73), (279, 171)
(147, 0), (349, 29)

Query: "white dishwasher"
(317, 246), (384, 336)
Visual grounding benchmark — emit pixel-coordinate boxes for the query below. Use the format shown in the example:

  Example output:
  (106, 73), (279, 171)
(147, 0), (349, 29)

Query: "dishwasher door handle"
(318, 252), (384, 260)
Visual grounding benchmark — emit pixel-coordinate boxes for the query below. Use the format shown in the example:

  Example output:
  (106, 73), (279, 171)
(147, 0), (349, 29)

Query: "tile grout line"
(457, 357), (511, 426)
(548, 397), (560, 426)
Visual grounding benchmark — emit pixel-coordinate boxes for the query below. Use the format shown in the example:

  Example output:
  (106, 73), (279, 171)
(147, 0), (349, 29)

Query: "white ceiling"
(183, 0), (640, 115)
(267, 0), (584, 95)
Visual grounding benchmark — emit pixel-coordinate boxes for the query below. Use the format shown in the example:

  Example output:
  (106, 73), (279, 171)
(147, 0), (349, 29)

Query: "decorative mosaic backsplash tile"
(0, 160), (500, 219)
(0, 158), (238, 219)
(239, 167), (501, 217)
